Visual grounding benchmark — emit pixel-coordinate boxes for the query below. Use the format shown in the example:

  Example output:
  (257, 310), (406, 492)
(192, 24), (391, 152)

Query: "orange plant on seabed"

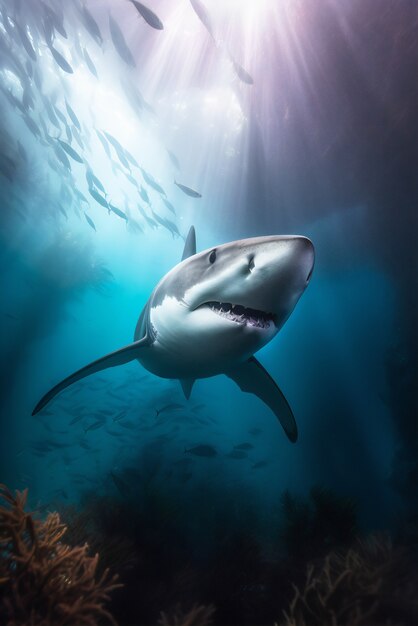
(0, 483), (122, 626)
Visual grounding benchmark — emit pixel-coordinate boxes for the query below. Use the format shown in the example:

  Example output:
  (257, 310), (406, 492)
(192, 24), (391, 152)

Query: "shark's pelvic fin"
(179, 378), (195, 399)
(181, 225), (196, 261)
(32, 337), (150, 415)
(225, 357), (298, 443)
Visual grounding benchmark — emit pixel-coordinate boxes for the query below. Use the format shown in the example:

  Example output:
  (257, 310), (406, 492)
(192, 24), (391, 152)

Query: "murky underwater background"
(0, 1), (417, 624)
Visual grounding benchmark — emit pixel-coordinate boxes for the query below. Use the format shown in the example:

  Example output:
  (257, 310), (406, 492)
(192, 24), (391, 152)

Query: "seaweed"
(278, 535), (418, 626)
(0, 483), (121, 626)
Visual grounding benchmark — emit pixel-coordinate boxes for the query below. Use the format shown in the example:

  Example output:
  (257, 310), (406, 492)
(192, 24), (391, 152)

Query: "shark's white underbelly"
(136, 298), (276, 379)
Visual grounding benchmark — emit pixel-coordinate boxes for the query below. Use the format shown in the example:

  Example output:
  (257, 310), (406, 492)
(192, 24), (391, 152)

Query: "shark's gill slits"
(202, 301), (276, 329)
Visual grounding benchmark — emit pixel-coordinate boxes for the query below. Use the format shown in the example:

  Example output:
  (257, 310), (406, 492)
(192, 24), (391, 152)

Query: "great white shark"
(33, 227), (314, 442)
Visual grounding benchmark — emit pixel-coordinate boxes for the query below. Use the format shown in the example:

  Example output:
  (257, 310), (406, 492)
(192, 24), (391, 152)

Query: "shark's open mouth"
(202, 301), (276, 329)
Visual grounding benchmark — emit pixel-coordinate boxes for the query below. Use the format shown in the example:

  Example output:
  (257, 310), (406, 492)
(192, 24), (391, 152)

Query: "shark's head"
(149, 235), (314, 377)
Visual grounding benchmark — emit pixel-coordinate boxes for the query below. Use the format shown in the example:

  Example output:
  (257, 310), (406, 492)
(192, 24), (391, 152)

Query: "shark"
(33, 227), (314, 442)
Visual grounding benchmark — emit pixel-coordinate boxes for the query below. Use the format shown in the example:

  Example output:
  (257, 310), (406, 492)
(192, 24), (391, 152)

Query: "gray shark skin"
(33, 227), (314, 442)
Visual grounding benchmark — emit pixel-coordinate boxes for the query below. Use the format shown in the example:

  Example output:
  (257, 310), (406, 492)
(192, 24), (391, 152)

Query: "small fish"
(231, 58), (254, 85)
(191, 403), (205, 412)
(118, 419), (136, 430)
(109, 203), (128, 221)
(58, 139), (83, 163)
(234, 443), (254, 451)
(155, 403), (183, 416)
(84, 419), (104, 432)
(72, 126), (84, 150)
(74, 189), (88, 204)
(103, 131), (131, 168)
(22, 115), (41, 138)
(69, 414), (84, 425)
(174, 180), (202, 198)
(251, 460), (268, 469)
(185, 444), (217, 458)
(141, 168), (166, 195)
(248, 427), (262, 436)
(162, 197), (176, 215)
(167, 149), (180, 170)
(124, 149), (139, 168)
(65, 100), (81, 131)
(86, 167), (106, 193)
(42, 96), (61, 130)
(95, 130), (111, 158)
(109, 14), (136, 68)
(130, 1), (164, 30)
(3, 312), (19, 320)
(80, 5), (103, 45)
(88, 187), (108, 208)
(53, 105), (67, 125)
(84, 212), (96, 231)
(49, 47), (73, 73)
(139, 186), (150, 204)
(226, 449), (248, 459)
(189, 0), (215, 40)
(16, 24), (37, 61)
(54, 145), (72, 172)
(83, 47), (98, 78)
(112, 410), (127, 422)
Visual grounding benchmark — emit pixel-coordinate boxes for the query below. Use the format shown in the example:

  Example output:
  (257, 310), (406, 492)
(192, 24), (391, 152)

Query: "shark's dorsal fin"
(181, 226), (196, 261)
(225, 357), (298, 442)
(32, 336), (151, 415)
(179, 378), (195, 400)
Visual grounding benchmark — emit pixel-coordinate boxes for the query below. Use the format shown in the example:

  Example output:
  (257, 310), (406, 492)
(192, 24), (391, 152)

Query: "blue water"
(0, 1), (416, 623)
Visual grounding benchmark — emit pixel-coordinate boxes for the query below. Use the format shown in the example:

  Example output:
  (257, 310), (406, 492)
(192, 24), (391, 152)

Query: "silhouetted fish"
(16, 24), (37, 61)
(226, 449), (248, 459)
(130, 1), (164, 30)
(163, 198), (176, 215)
(84, 212), (96, 231)
(185, 444), (217, 457)
(109, 203), (128, 221)
(49, 47), (73, 73)
(189, 0), (215, 40)
(83, 47), (98, 78)
(156, 403), (184, 416)
(234, 442), (254, 450)
(84, 419), (104, 432)
(175, 180), (202, 198)
(65, 100), (81, 130)
(58, 139), (83, 163)
(88, 187), (108, 208)
(251, 460), (268, 469)
(80, 5), (103, 45)
(141, 168), (166, 195)
(231, 58), (254, 85)
(109, 14), (136, 68)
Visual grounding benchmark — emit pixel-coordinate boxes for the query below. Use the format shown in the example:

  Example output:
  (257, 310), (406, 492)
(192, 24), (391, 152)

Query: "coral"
(158, 604), (215, 626)
(277, 535), (418, 626)
(0, 484), (121, 626)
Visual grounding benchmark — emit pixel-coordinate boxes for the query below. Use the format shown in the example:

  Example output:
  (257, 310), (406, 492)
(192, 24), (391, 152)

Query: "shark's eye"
(209, 249), (216, 264)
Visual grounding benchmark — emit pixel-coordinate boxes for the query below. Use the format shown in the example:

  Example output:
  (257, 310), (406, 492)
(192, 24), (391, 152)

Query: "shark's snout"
(294, 236), (315, 283)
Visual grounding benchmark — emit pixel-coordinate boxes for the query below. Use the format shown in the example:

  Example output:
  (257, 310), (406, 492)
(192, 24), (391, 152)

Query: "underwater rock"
(0, 483), (121, 626)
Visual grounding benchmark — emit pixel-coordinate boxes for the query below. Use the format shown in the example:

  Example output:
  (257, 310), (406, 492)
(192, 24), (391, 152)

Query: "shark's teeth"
(204, 301), (276, 329)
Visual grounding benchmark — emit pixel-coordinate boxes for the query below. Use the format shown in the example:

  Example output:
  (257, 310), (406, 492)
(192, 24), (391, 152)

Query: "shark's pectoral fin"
(32, 337), (150, 415)
(179, 378), (195, 400)
(225, 357), (298, 443)
(181, 225), (196, 261)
